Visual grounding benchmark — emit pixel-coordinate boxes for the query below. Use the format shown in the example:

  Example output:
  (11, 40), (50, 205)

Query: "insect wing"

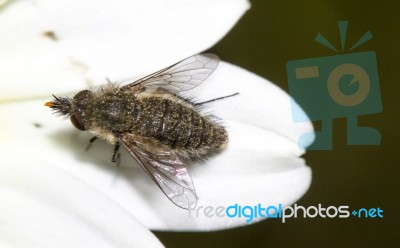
(121, 53), (219, 94)
(120, 133), (197, 209)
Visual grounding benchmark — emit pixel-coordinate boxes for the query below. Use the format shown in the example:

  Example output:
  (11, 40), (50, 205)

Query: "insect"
(45, 54), (233, 209)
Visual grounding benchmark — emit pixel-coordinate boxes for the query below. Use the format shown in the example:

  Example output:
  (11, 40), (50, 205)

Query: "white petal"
(0, 0), (8, 8)
(0, 61), (312, 231)
(0, 154), (164, 247)
(0, 0), (250, 101)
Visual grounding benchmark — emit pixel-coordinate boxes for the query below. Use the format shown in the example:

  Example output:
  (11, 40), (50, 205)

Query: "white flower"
(0, 0), (313, 246)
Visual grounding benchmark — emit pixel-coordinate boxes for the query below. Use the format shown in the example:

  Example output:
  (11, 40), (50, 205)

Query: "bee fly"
(45, 54), (236, 209)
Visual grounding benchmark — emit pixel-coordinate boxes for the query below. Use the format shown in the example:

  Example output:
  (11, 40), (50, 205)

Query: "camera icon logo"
(287, 21), (382, 150)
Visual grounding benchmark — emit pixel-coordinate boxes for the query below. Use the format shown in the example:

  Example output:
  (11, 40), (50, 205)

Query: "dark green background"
(155, 0), (400, 247)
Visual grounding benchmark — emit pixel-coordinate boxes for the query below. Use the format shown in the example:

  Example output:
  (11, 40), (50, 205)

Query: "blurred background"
(155, 0), (400, 247)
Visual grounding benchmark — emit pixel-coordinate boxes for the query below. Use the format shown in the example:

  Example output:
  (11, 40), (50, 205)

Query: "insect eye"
(70, 114), (86, 131)
(70, 90), (91, 131)
(73, 90), (90, 101)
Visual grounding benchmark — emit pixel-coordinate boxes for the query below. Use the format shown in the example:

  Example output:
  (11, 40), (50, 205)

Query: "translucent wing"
(121, 53), (219, 94)
(120, 133), (197, 209)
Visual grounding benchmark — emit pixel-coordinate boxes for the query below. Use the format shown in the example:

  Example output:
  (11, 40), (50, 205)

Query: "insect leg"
(85, 136), (98, 151)
(89, 136), (98, 143)
(111, 142), (121, 163)
(195, 92), (239, 106)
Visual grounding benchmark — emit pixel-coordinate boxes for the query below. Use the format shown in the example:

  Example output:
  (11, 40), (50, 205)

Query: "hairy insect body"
(84, 86), (136, 143)
(84, 85), (227, 160)
(135, 93), (228, 160)
(46, 53), (228, 209)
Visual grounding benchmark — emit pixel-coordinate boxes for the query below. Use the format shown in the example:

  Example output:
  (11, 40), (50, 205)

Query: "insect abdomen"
(134, 95), (227, 156)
